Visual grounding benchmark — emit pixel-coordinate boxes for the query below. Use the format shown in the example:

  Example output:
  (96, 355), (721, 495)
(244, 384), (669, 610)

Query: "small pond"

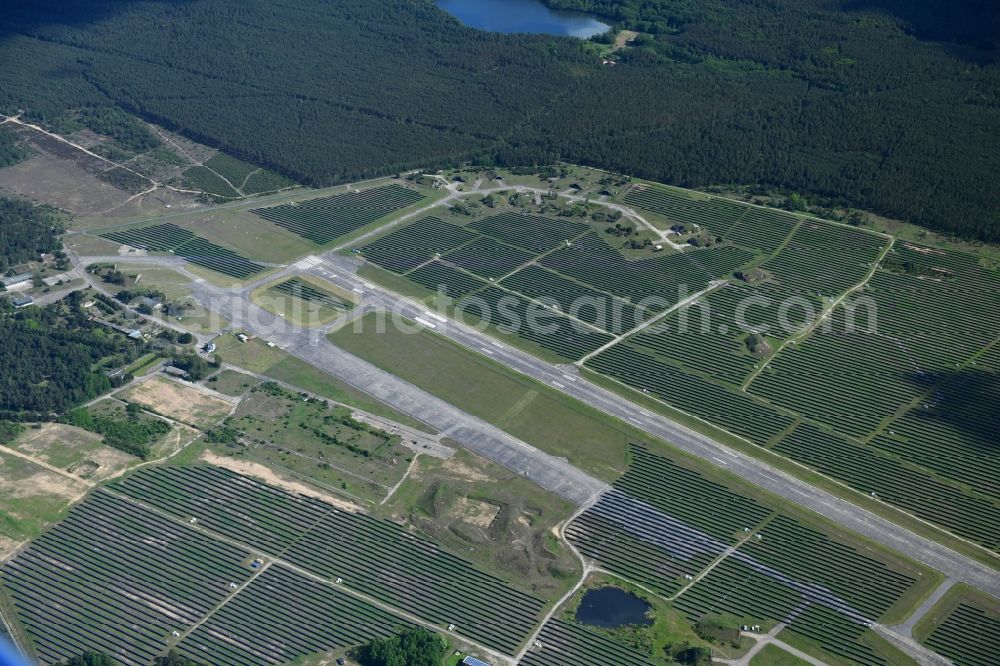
(436, 0), (610, 38)
(574, 586), (653, 628)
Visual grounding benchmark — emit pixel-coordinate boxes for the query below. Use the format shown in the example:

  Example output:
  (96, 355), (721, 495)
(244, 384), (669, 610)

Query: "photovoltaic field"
(600, 184), (1000, 552)
(175, 564), (409, 665)
(101, 223), (265, 278)
(107, 465), (546, 655)
(271, 277), (352, 311)
(251, 184), (423, 244)
(1, 465), (552, 664)
(0, 490), (255, 665)
(567, 445), (925, 666)
(517, 618), (650, 666)
(922, 601), (1000, 666)
(359, 210), (756, 361)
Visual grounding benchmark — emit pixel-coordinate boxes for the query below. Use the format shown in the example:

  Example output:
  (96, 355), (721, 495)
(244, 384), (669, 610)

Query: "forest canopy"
(0, 0), (997, 240)
(0, 295), (145, 420)
(0, 196), (64, 271)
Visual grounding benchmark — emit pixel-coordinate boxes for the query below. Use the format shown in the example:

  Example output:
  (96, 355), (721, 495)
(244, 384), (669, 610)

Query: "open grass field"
(0, 449), (88, 559)
(204, 369), (259, 397)
(328, 313), (636, 480)
(750, 644), (812, 666)
(83, 398), (202, 461)
(211, 381), (411, 503)
(120, 375), (233, 428)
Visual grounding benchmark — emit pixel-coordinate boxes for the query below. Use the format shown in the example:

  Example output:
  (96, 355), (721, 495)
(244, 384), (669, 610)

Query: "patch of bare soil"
(5, 471), (86, 502)
(0, 535), (19, 560)
(902, 243), (946, 255)
(125, 376), (232, 426)
(200, 451), (361, 513)
(450, 496), (501, 528)
(0, 152), (131, 214)
(438, 457), (492, 483)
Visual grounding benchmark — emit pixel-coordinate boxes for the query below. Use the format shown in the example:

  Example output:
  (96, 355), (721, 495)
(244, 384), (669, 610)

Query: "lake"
(436, 0), (609, 38)
(574, 586), (653, 628)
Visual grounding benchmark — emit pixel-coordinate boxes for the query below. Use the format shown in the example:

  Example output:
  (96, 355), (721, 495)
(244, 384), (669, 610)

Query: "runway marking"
(491, 341), (505, 349)
(627, 416), (642, 425)
(351, 287), (363, 294)
(413, 317), (437, 329)
(551, 380), (565, 389)
(712, 456), (729, 466)
(294, 255), (323, 270)
(562, 374), (576, 382)
(423, 311), (447, 323)
(480, 347), (495, 356)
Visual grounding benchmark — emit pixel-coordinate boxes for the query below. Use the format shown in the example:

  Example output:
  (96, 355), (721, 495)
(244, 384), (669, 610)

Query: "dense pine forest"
(0, 197), (63, 272)
(0, 0), (997, 240)
(0, 295), (143, 421)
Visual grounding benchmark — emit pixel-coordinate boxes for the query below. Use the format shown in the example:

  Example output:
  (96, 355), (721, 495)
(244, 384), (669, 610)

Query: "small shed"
(10, 294), (33, 308)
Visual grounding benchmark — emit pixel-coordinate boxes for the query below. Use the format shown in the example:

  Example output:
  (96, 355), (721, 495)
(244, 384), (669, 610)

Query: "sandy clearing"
(125, 376), (232, 425)
(4, 470), (87, 501)
(0, 535), (20, 560)
(439, 457), (492, 483)
(200, 451), (361, 513)
(452, 497), (501, 528)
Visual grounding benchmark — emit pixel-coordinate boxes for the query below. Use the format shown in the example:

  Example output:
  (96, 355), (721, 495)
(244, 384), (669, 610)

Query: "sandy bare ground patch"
(901, 243), (946, 255)
(11, 423), (138, 481)
(451, 497), (501, 528)
(0, 153), (131, 214)
(200, 451), (361, 513)
(0, 535), (18, 560)
(123, 376), (233, 427)
(4, 471), (86, 501)
(437, 457), (492, 483)
(14, 423), (102, 457)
